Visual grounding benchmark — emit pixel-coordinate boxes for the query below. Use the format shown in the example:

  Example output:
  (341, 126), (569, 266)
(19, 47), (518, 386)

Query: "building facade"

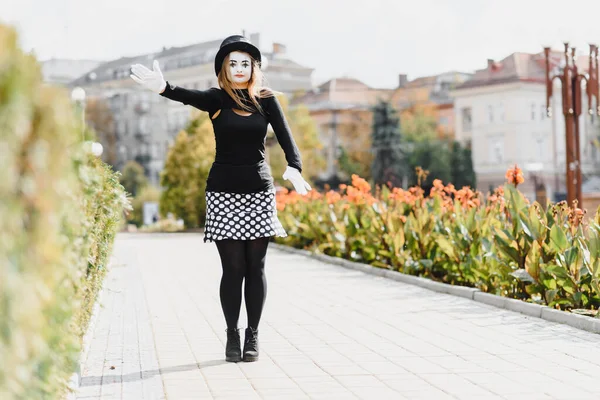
(451, 52), (600, 201)
(41, 58), (104, 85)
(290, 78), (392, 182)
(390, 71), (472, 138)
(69, 33), (314, 186)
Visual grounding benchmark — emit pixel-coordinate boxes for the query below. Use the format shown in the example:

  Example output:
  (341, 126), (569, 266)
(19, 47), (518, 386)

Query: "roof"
(70, 39), (222, 86)
(41, 58), (104, 85)
(291, 77), (391, 110)
(403, 75), (437, 88)
(70, 38), (312, 87)
(455, 51), (590, 91)
(317, 77), (370, 91)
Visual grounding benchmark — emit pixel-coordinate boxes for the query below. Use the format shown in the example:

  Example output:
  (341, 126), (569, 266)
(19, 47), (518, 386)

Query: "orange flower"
(351, 174), (371, 193)
(444, 183), (456, 195)
(455, 186), (481, 209)
(306, 189), (322, 201)
(325, 190), (341, 204)
(505, 164), (525, 186)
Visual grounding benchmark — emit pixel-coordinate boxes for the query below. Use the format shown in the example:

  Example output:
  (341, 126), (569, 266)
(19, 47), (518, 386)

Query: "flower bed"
(275, 166), (600, 314)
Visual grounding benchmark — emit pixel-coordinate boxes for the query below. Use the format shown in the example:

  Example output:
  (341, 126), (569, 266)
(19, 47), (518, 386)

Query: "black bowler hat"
(214, 35), (262, 76)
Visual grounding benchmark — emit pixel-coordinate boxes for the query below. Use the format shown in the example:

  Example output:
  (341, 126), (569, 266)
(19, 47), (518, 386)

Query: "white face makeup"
(228, 51), (252, 85)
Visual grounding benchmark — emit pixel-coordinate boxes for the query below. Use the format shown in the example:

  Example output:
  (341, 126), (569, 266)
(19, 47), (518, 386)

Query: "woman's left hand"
(282, 166), (312, 195)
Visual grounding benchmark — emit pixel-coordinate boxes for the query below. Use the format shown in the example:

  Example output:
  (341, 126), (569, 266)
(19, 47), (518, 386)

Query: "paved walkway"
(75, 233), (600, 400)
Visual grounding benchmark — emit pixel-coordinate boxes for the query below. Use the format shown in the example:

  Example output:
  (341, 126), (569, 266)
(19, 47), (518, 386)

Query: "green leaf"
(494, 231), (520, 264)
(436, 236), (457, 261)
(564, 246), (579, 268)
(525, 240), (541, 282)
(549, 224), (569, 252)
(528, 206), (544, 240)
(545, 289), (558, 304)
(545, 264), (569, 279)
(519, 215), (535, 240)
(588, 227), (600, 258)
(481, 237), (493, 253)
(542, 278), (558, 290)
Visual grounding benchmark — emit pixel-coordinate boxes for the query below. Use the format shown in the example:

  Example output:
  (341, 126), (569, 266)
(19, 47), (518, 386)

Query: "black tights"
(215, 238), (269, 330)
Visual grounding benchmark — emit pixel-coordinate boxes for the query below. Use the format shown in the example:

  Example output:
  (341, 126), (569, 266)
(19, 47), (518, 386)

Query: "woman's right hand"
(130, 60), (167, 94)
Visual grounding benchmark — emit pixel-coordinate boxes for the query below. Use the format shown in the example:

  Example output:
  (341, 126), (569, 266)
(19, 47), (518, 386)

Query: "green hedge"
(0, 24), (130, 399)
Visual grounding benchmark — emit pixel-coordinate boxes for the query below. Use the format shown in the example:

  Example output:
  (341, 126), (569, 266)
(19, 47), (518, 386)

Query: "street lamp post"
(70, 86), (103, 157)
(544, 43), (600, 207)
(70, 86), (86, 141)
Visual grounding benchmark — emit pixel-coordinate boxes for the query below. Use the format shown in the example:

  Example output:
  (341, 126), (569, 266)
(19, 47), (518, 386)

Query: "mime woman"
(130, 35), (311, 362)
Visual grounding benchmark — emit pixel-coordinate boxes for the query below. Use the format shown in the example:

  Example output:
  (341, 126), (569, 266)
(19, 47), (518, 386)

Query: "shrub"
(0, 23), (129, 399)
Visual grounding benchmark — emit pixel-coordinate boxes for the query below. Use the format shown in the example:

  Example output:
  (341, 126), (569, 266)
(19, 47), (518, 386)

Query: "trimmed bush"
(0, 24), (129, 399)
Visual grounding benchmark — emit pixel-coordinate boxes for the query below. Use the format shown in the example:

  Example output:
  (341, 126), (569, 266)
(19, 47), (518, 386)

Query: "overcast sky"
(4, 0), (600, 88)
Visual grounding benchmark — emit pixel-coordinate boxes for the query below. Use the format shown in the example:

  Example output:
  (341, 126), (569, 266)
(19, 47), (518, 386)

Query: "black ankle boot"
(243, 327), (259, 362)
(225, 328), (242, 362)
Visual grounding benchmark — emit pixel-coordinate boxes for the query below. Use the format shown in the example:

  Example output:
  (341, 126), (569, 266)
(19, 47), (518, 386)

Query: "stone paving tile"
(75, 233), (600, 400)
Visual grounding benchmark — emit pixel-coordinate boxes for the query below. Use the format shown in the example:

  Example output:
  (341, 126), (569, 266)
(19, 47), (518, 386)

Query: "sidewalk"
(75, 233), (600, 400)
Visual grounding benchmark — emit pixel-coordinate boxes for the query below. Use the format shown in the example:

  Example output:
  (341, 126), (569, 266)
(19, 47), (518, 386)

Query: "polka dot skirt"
(203, 189), (287, 243)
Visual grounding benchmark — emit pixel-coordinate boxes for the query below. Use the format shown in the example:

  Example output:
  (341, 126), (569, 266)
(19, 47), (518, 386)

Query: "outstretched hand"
(130, 60), (167, 94)
(282, 166), (312, 195)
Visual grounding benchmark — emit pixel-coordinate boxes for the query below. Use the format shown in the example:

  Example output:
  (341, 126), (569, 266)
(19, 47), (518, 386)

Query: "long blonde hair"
(217, 53), (278, 114)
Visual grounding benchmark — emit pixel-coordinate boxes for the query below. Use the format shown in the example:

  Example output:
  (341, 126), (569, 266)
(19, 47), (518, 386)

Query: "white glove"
(282, 166), (311, 195)
(130, 60), (167, 94)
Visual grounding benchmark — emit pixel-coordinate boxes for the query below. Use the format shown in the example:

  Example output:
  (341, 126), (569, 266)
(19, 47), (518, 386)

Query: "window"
(117, 120), (126, 135)
(497, 103), (505, 122)
(488, 135), (505, 163)
(531, 103), (536, 120)
(535, 135), (545, 161)
(439, 116), (449, 126)
(461, 107), (472, 132)
(488, 105), (494, 123)
(540, 104), (546, 120)
(138, 116), (149, 134)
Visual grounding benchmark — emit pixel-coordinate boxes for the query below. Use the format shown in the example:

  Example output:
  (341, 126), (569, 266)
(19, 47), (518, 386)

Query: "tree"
(404, 139), (476, 193)
(450, 141), (476, 189)
(127, 184), (160, 226)
(400, 106), (438, 143)
(407, 140), (452, 192)
(336, 110), (373, 180)
(85, 97), (118, 166)
(370, 100), (405, 188)
(120, 160), (148, 197)
(266, 96), (325, 186)
(159, 112), (215, 228)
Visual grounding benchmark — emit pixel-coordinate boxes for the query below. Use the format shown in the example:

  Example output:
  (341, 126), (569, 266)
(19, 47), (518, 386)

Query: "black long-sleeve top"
(160, 82), (302, 193)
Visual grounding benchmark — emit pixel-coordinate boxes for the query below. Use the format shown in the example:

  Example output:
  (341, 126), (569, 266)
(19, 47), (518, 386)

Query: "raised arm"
(160, 83), (221, 114)
(265, 95), (303, 172)
(130, 60), (221, 114)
